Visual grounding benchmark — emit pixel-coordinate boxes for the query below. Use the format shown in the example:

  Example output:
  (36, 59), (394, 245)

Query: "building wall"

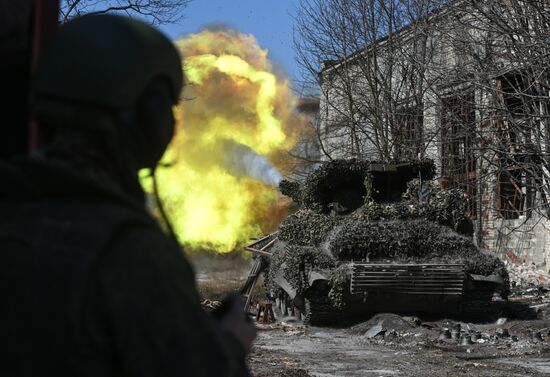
(490, 217), (550, 268)
(288, 97), (322, 181)
(478, 166), (550, 271)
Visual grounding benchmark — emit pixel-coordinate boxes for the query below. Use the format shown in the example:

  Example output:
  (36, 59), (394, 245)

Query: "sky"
(158, 0), (302, 84)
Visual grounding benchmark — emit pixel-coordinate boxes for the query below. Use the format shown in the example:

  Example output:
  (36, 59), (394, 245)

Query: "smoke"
(223, 140), (283, 186)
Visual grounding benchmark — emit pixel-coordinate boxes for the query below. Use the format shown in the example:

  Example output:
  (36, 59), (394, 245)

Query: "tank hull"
(272, 262), (507, 326)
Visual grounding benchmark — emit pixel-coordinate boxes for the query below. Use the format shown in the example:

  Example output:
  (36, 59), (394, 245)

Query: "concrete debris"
(347, 300), (550, 349)
(451, 328), (461, 340)
(349, 313), (419, 336)
(495, 328), (510, 338)
(531, 331), (544, 343)
(504, 252), (550, 287)
(365, 323), (386, 338)
(250, 310), (550, 376)
(404, 316), (422, 326)
(496, 317), (508, 325)
(439, 329), (451, 340)
(460, 334), (474, 346)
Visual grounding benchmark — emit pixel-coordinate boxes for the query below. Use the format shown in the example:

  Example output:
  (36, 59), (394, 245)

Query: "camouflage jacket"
(0, 156), (248, 377)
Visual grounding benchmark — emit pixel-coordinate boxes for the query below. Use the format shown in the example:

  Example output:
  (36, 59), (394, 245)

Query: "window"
(497, 157), (525, 219)
(494, 73), (546, 219)
(440, 91), (477, 217)
(393, 104), (423, 160)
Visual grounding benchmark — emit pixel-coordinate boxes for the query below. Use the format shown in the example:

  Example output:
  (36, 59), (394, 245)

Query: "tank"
(264, 159), (509, 325)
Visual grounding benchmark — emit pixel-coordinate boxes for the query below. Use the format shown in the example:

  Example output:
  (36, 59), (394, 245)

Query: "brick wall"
(478, 169), (550, 272)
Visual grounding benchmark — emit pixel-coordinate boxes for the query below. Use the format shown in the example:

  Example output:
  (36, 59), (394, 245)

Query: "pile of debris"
(351, 312), (550, 348)
(504, 252), (550, 287)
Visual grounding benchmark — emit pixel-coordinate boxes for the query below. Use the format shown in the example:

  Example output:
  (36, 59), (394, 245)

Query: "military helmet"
(33, 14), (183, 109)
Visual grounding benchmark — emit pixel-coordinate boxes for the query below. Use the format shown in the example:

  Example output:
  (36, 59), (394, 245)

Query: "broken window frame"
(392, 102), (424, 160)
(440, 89), (477, 218)
(494, 71), (549, 219)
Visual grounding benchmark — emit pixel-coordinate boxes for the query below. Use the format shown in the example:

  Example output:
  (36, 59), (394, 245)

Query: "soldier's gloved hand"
(214, 294), (257, 353)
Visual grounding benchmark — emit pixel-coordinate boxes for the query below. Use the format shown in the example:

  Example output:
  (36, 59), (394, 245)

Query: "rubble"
(504, 253), (550, 287)
(250, 291), (550, 376)
(347, 309), (549, 349)
(364, 323), (386, 338)
(496, 328), (510, 338)
(349, 313), (421, 336)
(439, 329), (452, 340)
(460, 334), (474, 345)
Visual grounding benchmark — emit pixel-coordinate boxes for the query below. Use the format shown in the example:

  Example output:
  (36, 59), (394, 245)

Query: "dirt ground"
(249, 312), (550, 377)
(191, 253), (550, 377)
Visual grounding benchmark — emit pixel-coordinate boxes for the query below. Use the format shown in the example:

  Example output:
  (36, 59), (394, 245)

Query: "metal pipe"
(243, 232), (278, 257)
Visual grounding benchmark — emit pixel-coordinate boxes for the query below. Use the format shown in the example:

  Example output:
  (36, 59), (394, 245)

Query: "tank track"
(303, 293), (342, 326)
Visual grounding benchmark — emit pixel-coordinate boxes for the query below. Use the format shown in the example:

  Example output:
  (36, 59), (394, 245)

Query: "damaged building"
(315, 0), (550, 274)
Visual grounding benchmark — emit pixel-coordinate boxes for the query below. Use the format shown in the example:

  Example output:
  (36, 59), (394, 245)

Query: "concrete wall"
(478, 169), (550, 272)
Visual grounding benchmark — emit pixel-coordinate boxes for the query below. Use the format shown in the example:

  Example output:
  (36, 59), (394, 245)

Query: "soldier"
(0, 15), (255, 376)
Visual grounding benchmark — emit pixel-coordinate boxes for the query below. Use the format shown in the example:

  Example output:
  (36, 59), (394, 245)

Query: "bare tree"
(429, 0), (550, 223)
(294, 0), (550, 254)
(294, 0), (450, 161)
(60, 0), (192, 24)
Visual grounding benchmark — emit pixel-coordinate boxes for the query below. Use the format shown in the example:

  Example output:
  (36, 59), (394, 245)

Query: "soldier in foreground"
(0, 15), (255, 376)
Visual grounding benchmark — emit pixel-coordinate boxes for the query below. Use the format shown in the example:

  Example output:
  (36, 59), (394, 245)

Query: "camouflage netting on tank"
(279, 179), (301, 205)
(267, 242), (336, 296)
(349, 179), (472, 235)
(269, 159), (508, 315)
(326, 264), (351, 310)
(279, 159), (437, 212)
(401, 179), (471, 233)
(328, 218), (507, 279)
(278, 209), (341, 246)
(297, 159), (372, 212)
